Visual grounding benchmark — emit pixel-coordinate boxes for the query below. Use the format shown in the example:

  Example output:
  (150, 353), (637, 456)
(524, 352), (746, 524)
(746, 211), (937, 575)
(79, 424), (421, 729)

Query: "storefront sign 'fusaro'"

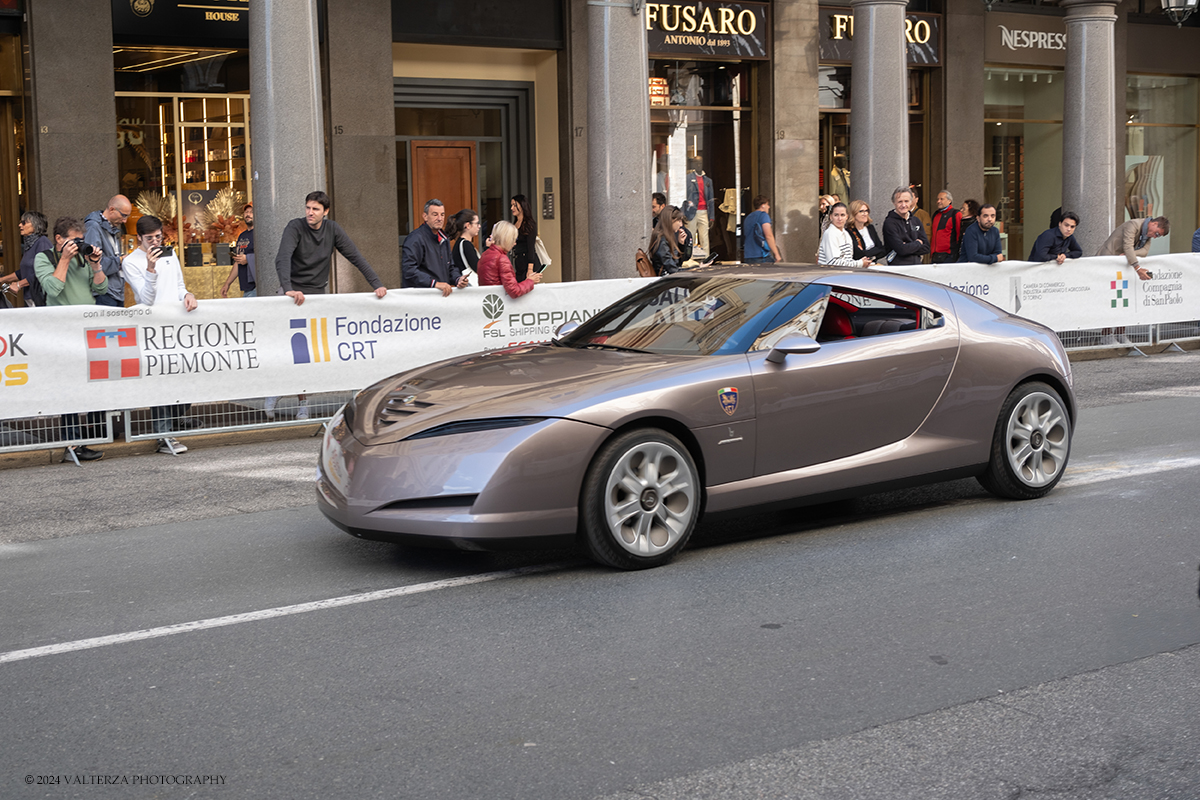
(646, 2), (770, 60)
(818, 8), (942, 66)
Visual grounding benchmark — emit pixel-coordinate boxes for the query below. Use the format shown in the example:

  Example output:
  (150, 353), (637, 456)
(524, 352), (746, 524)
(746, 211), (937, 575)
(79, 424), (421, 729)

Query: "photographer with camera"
(85, 195), (132, 307)
(123, 215), (197, 455)
(34, 217), (110, 462)
(34, 216), (108, 306)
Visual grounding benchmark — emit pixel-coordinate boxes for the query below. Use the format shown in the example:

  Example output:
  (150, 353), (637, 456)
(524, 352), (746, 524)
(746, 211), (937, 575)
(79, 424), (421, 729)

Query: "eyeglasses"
(856, 209), (869, 214)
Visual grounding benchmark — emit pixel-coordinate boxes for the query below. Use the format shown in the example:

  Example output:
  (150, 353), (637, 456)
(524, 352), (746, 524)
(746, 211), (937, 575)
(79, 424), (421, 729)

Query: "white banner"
(886, 253), (1200, 330)
(5, 255), (1199, 418)
(1, 279), (650, 418)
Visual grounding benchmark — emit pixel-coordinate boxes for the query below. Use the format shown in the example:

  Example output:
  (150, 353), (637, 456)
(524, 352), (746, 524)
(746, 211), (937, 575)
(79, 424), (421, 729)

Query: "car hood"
(351, 344), (704, 445)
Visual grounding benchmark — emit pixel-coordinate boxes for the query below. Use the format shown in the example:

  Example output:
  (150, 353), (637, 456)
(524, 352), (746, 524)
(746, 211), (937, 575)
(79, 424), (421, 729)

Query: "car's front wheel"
(979, 381), (1071, 500)
(580, 429), (701, 569)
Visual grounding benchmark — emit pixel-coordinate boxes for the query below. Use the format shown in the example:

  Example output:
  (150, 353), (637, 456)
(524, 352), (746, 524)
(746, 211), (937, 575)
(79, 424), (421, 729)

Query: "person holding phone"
(122, 215), (197, 455)
(509, 194), (540, 282)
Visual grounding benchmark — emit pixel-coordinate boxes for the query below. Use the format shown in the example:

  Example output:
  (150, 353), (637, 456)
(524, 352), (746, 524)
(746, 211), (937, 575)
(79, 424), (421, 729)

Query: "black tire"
(580, 429), (701, 570)
(978, 381), (1071, 500)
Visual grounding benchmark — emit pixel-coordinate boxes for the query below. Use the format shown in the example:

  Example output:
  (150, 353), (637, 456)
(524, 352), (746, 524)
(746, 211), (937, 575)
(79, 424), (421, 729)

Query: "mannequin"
(684, 158), (715, 257)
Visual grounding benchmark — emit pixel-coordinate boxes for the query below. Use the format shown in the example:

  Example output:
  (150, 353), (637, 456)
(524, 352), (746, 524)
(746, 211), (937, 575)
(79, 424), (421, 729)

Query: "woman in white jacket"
(817, 202), (872, 268)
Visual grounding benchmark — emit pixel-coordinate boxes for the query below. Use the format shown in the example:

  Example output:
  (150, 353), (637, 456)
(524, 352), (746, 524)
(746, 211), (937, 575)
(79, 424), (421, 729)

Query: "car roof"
(682, 262), (956, 312)
(687, 262), (861, 282)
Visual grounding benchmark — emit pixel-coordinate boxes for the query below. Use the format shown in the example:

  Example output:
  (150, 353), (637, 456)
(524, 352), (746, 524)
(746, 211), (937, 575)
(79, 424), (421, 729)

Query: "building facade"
(4, 0), (1198, 300)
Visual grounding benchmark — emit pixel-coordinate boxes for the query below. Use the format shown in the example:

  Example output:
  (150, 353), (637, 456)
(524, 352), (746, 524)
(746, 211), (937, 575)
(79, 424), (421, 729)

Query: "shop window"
(116, 93), (251, 285)
(1126, 75), (1198, 254)
(817, 67), (930, 209)
(649, 60), (754, 262)
(0, 33), (26, 283)
(984, 67), (1063, 262)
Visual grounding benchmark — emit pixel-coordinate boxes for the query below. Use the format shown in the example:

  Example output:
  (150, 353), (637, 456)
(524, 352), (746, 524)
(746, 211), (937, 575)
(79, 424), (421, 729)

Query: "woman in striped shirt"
(818, 202), (873, 268)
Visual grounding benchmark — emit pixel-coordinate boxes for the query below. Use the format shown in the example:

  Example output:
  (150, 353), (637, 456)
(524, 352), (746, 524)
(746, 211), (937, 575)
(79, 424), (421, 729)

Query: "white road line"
(1060, 456), (1200, 488)
(0, 563), (568, 666)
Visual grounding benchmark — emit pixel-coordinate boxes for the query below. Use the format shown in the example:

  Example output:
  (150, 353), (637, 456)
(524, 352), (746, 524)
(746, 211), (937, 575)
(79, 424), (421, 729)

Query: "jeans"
(242, 287), (257, 298)
(151, 404), (189, 435)
(743, 256), (774, 264)
(94, 293), (122, 307)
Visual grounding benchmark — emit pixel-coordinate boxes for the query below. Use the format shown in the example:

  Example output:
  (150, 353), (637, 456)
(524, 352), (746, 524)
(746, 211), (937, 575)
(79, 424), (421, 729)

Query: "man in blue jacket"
(961, 204), (1006, 264)
(84, 195), (131, 307)
(401, 199), (468, 296)
(1028, 212), (1083, 264)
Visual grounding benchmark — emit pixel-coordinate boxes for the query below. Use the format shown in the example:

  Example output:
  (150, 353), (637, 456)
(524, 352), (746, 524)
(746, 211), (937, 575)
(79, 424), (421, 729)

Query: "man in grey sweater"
(266, 191), (388, 422)
(275, 190), (388, 306)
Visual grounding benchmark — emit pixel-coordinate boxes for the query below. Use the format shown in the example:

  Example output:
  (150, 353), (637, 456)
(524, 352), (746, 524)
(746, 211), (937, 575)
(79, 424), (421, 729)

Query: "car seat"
(817, 303), (854, 341)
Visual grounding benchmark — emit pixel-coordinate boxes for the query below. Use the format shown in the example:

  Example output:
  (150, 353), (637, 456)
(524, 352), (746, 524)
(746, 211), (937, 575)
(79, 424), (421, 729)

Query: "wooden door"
(411, 140), (477, 229)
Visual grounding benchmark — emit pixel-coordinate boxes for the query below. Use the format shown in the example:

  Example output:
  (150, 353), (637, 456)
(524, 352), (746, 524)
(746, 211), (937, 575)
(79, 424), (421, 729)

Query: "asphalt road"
(1, 351), (1198, 799)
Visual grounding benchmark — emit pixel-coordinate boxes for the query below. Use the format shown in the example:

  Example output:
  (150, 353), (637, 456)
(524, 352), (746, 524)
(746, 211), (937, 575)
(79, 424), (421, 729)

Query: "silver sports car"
(317, 265), (1075, 569)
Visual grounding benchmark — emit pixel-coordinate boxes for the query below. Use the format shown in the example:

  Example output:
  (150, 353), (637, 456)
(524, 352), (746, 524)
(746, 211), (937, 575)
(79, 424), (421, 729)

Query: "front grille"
(377, 390), (435, 426)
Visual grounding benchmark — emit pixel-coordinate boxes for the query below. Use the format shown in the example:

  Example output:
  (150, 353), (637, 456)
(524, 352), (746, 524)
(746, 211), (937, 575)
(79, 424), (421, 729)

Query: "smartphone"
(158, 245), (174, 259)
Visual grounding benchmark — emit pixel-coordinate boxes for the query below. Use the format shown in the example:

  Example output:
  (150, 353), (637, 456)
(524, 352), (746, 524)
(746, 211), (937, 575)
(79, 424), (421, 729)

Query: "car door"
(750, 286), (959, 477)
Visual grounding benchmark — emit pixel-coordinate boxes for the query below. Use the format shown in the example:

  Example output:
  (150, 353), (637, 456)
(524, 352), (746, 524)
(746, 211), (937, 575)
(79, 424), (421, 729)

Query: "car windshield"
(562, 275), (822, 356)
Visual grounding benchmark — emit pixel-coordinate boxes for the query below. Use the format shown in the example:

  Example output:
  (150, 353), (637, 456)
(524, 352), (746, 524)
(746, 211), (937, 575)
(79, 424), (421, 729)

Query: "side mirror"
(553, 321), (580, 341)
(766, 334), (821, 364)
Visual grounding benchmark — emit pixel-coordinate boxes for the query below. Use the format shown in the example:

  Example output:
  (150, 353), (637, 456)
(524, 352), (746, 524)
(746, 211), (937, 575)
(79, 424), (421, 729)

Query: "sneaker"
(157, 437), (188, 454)
(264, 396), (278, 420)
(295, 400), (310, 421)
(62, 445), (103, 463)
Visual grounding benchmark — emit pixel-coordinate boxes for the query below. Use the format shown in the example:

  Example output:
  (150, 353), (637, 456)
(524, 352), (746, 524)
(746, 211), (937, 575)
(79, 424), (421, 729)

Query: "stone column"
(250, 0), (326, 296)
(25, 0), (117, 222)
(849, 0), (909, 212)
(1061, 0), (1118, 255)
(586, 0), (651, 280)
(326, 0), (400, 292)
(771, 0), (821, 263)
(942, 0), (986, 206)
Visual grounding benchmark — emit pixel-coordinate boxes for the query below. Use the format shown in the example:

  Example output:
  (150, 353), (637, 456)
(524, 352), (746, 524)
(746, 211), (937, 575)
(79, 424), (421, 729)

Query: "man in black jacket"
(276, 191), (387, 306)
(401, 199), (468, 296)
(882, 186), (930, 266)
(1029, 212), (1083, 264)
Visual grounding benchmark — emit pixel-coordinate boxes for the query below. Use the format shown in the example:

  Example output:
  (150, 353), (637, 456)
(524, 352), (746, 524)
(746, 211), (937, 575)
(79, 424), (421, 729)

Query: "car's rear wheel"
(580, 429), (700, 570)
(979, 381), (1071, 500)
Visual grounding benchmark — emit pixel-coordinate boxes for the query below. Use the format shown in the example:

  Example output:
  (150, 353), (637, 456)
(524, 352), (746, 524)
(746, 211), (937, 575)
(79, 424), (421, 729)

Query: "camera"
(69, 237), (98, 258)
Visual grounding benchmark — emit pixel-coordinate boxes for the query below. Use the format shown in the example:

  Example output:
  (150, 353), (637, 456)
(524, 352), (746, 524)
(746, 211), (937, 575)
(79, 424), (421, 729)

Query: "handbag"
(635, 248), (656, 278)
(534, 236), (551, 270)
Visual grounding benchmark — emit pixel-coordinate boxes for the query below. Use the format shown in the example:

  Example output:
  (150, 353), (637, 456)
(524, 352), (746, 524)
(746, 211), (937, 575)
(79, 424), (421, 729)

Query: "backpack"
(636, 248), (657, 278)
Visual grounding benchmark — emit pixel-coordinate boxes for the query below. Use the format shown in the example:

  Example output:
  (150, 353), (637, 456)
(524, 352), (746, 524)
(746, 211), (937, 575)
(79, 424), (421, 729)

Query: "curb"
(0, 423), (325, 471)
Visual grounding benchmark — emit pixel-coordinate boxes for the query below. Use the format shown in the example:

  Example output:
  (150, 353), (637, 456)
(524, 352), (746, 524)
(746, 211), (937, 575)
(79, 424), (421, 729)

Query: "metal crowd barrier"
(1055, 319), (1200, 355)
(0, 411), (117, 462)
(2, 318), (1197, 464)
(118, 391), (356, 446)
(0, 394), (353, 465)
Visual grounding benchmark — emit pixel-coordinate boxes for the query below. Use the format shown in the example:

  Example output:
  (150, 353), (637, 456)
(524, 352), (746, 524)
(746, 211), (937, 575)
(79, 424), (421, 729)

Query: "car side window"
(751, 285), (832, 351)
(817, 289), (941, 341)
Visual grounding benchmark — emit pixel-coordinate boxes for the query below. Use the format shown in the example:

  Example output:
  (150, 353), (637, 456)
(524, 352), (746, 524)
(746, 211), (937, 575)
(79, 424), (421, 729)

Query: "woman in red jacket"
(478, 220), (541, 298)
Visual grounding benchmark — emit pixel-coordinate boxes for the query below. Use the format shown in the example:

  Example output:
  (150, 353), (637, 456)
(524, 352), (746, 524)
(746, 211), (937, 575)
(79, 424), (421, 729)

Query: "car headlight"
(403, 417), (545, 441)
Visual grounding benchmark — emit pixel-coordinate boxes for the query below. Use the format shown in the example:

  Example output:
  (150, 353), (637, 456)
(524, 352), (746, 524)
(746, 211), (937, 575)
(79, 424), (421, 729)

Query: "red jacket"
(930, 206), (962, 258)
(478, 245), (537, 298)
